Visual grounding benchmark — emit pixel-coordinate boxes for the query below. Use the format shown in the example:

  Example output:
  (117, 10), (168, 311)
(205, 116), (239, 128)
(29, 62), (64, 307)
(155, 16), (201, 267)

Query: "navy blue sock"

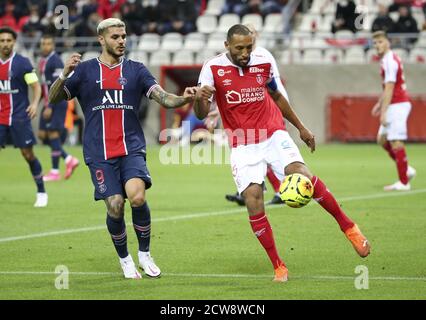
(61, 149), (69, 160)
(106, 214), (128, 259)
(132, 202), (151, 252)
(49, 138), (62, 170)
(28, 158), (45, 193)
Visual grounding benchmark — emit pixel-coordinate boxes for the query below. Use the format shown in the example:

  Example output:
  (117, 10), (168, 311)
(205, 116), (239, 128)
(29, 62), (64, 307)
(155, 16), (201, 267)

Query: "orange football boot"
(345, 224), (371, 258)
(273, 263), (289, 282)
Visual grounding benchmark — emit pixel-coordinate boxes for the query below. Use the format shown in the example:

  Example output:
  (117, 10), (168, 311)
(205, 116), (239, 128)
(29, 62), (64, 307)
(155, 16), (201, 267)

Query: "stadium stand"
(1, 0), (425, 66)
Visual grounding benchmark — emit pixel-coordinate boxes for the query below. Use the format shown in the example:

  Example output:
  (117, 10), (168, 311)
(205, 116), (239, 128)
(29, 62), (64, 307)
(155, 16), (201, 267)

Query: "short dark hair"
(41, 33), (55, 41)
(0, 27), (17, 40)
(227, 24), (251, 42)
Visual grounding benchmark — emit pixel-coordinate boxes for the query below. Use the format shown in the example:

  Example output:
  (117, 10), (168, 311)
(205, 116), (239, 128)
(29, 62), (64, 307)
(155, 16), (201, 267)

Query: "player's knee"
(37, 131), (46, 141)
(107, 198), (125, 219)
(129, 193), (146, 207)
(20, 148), (35, 162)
(48, 131), (60, 139)
(391, 140), (404, 150)
(285, 162), (312, 179)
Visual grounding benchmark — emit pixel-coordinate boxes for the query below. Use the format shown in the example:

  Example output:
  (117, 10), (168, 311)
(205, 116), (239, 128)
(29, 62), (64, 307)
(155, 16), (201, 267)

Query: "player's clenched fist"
(195, 85), (215, 101)
(183, 86), (198, 102)
(63, 53), (81, 77)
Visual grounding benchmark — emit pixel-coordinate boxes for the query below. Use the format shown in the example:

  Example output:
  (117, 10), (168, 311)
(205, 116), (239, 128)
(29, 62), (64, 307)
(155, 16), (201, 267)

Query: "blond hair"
(372, 30), (388, 40)
(97, 18), (125, 35)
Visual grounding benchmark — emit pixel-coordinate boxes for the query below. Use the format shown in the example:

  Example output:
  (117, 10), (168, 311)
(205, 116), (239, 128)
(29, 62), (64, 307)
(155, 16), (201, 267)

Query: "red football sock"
(249, 212), (283, 269)
(383, 142), (396, 161)
(393, 147), (409, 184)
(266, 167), (281, 193)
(311, 176), (354, 232)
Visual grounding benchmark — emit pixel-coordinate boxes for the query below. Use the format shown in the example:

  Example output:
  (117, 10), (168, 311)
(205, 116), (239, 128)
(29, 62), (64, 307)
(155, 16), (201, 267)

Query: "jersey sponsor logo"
(217, 69), (231, 77)
(249, 66), (264, 73)
(102, 90), (123, 104)
(225, 90), (241, 104)
(0, 80), (18, 94)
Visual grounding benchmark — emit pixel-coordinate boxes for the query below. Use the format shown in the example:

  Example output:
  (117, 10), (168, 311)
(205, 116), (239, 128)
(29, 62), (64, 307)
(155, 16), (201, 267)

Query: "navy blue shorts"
(87, 152), (152, 201)
(39, 102), (68, 131)
(0, 119), (36, 148)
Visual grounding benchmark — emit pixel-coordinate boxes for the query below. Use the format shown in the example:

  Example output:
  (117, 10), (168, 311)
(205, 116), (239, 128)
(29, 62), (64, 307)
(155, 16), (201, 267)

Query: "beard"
(106, 44), (124, 59)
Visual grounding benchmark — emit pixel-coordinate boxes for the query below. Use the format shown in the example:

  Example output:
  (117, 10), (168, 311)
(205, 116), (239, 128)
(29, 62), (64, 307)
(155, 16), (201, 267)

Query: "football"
(279, 173), (314, 208)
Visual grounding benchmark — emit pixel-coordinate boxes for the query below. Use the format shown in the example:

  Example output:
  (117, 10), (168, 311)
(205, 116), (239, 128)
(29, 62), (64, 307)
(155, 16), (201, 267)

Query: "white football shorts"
(378, 101), (412, 141)
(230, 130), (305, 194)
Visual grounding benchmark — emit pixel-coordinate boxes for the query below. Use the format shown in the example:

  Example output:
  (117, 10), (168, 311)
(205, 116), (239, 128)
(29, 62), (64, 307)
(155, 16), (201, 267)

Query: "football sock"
(383, 142), (396, 161)
(106, 214), (128, 259)
(49, 137), (62, 170)
(266, 167), (281, 193)
(132, 202), (151, 252)
(28, 158), (45, 193)
(394, 147), (409, 185)
(61, 149), (69, 160)
(311, 176), (354, 232)
(249, 212), (283, 269)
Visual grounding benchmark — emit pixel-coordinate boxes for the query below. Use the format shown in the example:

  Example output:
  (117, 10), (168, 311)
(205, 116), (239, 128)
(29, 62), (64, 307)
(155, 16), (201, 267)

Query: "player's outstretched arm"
(150, 86), (197, 109)
(193, 85), (215, 119)
(49, 53), (81, 104)
(269, 89), (316, 153)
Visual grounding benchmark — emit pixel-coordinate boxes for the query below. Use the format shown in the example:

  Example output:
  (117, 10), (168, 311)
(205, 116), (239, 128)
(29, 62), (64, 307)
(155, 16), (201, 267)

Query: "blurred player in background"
(371, 31), (416, 191)
(49, 18), (197, 279)
(0, 27), (47, 207)
(195, 25), (370, 282)
(38, 34), (79, 182)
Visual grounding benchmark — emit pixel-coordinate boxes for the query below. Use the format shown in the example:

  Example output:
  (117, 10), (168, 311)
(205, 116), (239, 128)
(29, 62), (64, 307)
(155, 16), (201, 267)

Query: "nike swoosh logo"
(25, 140), (32, 144)
(363, 240), (368, 247)
(96, 79), (105, 83)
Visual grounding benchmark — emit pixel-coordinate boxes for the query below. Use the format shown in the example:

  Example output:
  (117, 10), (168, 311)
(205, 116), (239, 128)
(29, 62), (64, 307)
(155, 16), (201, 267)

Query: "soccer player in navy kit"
(38, 34), (79, 182)
(49, 18), (197, 279)
(0, 27), (48, 207)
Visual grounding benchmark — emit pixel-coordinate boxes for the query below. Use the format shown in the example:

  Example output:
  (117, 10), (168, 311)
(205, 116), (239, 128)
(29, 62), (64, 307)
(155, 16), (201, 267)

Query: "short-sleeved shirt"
(39, 51), (67, 109)
(63, 57), (159, 164)
(0, 52), (36, 126)
(380, 50), (410, 104)
(198, 52), (285, 147)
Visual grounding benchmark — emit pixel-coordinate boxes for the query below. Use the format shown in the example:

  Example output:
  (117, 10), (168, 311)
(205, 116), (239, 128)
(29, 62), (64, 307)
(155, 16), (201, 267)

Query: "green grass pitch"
(0, 143), (425, 300)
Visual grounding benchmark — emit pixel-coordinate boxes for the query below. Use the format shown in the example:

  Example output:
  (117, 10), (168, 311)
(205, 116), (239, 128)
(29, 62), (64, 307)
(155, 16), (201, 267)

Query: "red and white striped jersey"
(198, 52), (285, 147)
(380, 50), (410, 104)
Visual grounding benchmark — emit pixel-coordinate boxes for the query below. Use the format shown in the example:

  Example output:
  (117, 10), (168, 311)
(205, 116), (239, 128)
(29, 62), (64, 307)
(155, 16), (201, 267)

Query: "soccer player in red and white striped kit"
(371, 31), (416, 191)
(195, 25), (371, 282)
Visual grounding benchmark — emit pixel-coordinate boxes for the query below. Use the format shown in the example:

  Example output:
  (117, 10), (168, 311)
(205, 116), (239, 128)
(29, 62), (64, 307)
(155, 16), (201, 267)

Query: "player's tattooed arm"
(49, 53), (81, 104)
(48, 77), (68, 104)
(150, 86), (197, 109)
